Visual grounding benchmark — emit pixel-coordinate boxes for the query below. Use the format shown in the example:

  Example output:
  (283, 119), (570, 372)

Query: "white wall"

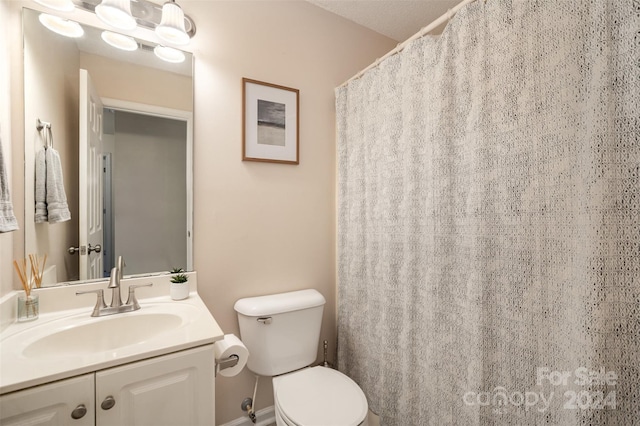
(2, 0), (396, 423)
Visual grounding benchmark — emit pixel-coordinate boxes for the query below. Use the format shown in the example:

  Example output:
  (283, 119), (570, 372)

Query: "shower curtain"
(336, 1), (639, 425)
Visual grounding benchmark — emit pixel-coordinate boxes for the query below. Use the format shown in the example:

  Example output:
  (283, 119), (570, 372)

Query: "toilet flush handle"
(257, 317), (272, 325)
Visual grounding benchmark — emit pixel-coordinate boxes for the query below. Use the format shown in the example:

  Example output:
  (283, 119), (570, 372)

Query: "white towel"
(35, 148), (47, 223)
(45, 147), (71, 223)
(34, 146), (71, 224)
(0, 136), (18, 232)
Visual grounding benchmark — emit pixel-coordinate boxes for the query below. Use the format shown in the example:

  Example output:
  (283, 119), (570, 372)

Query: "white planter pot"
(170, 283), (189, 300)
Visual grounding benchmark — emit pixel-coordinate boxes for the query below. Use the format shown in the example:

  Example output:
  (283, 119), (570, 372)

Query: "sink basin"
(4, 302), (200, 362)
(0, 281), (225, 396)
(23, 312), (184, 357)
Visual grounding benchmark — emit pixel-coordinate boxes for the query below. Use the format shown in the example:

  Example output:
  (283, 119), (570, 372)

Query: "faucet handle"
(126, 283), (153, 310)
(76, 289), (107, 317)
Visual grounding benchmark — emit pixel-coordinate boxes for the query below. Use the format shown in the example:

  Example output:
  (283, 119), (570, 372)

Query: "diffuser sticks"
(13, 259), (31, 296)
(13, 254), (46, 321)
(29, 254), (47, 289)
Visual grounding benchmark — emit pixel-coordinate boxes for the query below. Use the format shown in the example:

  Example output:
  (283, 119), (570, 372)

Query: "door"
(79, 69), (104, 280)
(0, 374), (95, 426)
(96, 345), (214, 426)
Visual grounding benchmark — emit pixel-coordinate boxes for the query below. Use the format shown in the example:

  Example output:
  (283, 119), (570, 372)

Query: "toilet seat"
(273, 366), (368, 426)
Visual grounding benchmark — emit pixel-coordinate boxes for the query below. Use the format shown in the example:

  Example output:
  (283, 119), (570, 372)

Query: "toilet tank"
(234, 289), (326, 376)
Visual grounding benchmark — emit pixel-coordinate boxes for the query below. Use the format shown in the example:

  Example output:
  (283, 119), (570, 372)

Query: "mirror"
(23, 7), (193, 286)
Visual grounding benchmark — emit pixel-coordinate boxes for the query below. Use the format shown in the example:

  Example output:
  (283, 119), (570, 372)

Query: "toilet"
(234, 289), (368, 426)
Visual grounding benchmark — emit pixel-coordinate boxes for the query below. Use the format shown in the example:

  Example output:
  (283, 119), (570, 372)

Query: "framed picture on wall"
(242, 78), (299, 164)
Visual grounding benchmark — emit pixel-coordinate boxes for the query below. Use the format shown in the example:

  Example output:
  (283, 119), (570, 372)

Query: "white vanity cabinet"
(0, 374), (95, 426)
(96, 345), (214, 426)
(0, 345), (214, 426)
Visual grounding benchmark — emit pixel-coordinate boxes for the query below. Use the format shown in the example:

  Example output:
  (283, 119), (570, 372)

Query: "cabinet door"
(96, 345), (214, 426)
(0, 374), (95, 426)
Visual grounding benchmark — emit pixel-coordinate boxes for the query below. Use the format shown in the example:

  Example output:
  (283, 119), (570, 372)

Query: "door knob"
(68, 246), (80, 254)
(101, 395), (116, 410)
(88, 244), (102, 254)
(70, 404), (87, 419)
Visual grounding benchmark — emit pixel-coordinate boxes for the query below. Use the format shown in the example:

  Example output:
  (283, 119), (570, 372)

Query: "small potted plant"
(169, 267), (189, 300)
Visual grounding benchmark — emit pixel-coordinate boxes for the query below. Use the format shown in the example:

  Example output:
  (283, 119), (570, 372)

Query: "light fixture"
(154, 45), (185, 63)
(38, 13), (84, 38)
(95, 0), (137, 31)
(155, 0), (190, 46)
(101, 31), (138, 51)
(64, 0), (196, 41)
(33, 0), (74, 12)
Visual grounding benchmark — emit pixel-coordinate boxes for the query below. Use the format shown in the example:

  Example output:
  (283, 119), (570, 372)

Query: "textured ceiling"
(307, 0), (461, 42)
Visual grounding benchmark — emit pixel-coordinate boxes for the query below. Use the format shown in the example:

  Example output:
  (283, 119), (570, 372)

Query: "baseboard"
(218, 405), (276, 426)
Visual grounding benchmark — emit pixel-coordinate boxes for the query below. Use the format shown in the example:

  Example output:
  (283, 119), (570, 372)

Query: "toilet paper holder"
(215, 354), (240, 377)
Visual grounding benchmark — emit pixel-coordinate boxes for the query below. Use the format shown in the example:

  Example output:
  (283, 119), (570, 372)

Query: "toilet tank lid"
(234, 289), (326, 317)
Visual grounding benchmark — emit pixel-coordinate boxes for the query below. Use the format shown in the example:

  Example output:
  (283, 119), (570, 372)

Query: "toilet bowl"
(273, 366), (368, 426)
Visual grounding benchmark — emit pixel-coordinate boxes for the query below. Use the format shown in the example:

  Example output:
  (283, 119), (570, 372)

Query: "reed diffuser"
(29, 253), (47, 289)
(13, 254), (46, 322)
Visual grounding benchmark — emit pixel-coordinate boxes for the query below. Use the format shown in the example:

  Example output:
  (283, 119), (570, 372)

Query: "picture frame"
(242, 78), (299, 164)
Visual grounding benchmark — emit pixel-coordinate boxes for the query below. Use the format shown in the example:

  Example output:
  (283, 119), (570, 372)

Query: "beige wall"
(182, 1), (395, 422)
(80, 53), (192, 112)
(2, 0), (395, 423)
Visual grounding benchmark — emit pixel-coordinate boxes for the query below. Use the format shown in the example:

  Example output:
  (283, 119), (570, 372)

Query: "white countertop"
(0, 272), (224, 395)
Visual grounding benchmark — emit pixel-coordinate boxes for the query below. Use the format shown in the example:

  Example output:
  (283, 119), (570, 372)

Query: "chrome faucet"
(108, 256), (126, 308)
(76, 256), (152, 317)
(108, 266), (123, 308)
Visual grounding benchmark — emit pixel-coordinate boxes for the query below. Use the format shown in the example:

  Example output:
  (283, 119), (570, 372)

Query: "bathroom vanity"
(0, 346), (213, 425)
(0, 273), (222, 425)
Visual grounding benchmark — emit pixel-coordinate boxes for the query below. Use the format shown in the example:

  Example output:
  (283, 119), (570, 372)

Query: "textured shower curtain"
(336, 1), (639, 425)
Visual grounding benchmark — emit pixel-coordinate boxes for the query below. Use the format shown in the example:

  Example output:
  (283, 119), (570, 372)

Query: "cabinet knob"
(101, 395), (116, 410)
(71, 404), (87, 419)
